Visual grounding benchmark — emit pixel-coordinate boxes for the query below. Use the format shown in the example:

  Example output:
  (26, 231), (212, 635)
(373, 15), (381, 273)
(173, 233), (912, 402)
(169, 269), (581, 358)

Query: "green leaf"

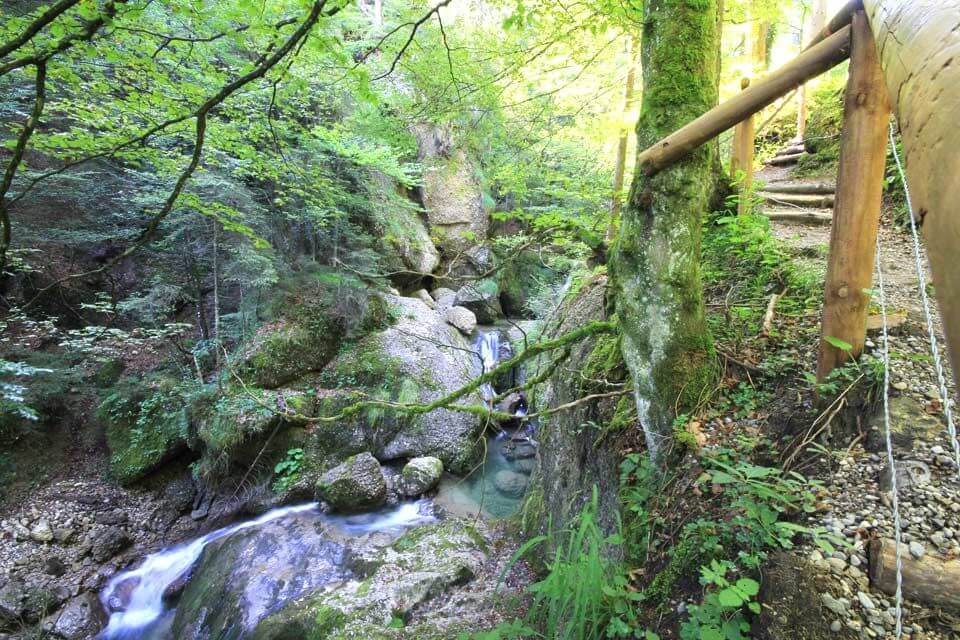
(717, 588), (744, 608)
(824, 336), (854, 352)
(735, 578), (759, 596)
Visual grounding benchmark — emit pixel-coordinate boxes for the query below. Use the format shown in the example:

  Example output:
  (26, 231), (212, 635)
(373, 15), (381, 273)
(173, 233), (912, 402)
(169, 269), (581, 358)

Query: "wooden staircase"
(758, 140), (835, 225)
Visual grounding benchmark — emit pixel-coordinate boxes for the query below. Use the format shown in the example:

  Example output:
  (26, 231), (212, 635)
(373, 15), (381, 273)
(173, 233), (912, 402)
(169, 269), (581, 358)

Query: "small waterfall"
(475, 331), (500, 401)
(98, 500), (436, 639)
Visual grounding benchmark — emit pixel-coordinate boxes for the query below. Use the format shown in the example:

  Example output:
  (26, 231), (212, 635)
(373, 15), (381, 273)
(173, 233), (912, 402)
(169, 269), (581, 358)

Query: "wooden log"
(869, 538), (960, 613)
(732, 78), (754, 216)
(764, 210), (832, 225)
(775, 144), (805, 157)
(767, 152), (805, 166)
(863, 0), (960, 387)
(816, 10), (891, 381)
(635, 26), (851, 176)
(760, 192), (835, 208)
(763, 182), (835, 195)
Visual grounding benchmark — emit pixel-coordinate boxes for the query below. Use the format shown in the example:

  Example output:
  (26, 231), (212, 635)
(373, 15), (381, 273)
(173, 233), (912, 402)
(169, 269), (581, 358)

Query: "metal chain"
(876, 233), (904, 638)
(888, 121), (960, 478)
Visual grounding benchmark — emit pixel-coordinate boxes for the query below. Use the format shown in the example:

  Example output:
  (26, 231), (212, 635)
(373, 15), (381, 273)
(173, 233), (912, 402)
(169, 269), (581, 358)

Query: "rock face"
(522, 276), (630, 559)
(171, 513), (350, 640)
(235, 313), (345, 389)
(252, 519), (488, 639)
(400, 457), (444, 496)
(454, 280), (502, 324)
(414, 125), (489, 255)
(445, 306), (477, 335)
(316, 453), (388, 512)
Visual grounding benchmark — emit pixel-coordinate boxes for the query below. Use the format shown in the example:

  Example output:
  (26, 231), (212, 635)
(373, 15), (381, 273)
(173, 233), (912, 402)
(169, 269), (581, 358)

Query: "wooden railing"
(632, 0), (960, 386)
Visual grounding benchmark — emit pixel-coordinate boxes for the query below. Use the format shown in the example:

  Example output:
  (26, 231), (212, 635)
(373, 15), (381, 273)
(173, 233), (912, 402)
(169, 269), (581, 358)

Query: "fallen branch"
(760, 288), (787, 337)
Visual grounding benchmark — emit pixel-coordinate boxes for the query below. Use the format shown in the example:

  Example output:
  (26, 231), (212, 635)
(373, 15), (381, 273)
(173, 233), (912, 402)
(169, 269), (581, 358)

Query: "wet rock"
(400, 457), (443, 497)
(494, 470), (529, 498)
(162, 570), (193, 604)
(445, 306), (477, 335)
(44, 591), (107, 640)
(513, 458), (536, 475)
(162, 474), (196, 514)
(252, 518), (488, 638)
(172, 513), (349, 640)
(501, 439), (536, 461)
(316, 453), (387, 512)
(87, 526), (131, 562)
(454, 280), (501, 323)
(105, 576), (139, 613)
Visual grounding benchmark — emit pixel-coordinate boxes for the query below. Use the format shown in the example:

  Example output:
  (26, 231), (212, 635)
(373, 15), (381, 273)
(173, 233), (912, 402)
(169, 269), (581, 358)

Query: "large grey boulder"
(445, 305), (477, 335)
(171, 512), (349, 640)
(454, 279), (502, 323)
(312, 295), (484, 474)
(316, 452), (387, 512)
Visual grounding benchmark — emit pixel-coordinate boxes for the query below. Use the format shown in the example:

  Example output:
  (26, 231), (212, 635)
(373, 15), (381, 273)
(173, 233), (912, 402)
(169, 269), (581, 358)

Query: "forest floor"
(749, 160), (960, 639)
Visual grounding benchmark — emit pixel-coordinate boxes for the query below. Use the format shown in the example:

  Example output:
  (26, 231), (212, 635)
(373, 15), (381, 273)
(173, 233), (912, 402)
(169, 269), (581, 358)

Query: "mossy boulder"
(236, 314), (345, 389)
(98, 379), (192, 485)
(191, 386), (315, 483)
(399, 457), (443, 496)
(315, 452), (387, 512)
(314, 295), (484, 474)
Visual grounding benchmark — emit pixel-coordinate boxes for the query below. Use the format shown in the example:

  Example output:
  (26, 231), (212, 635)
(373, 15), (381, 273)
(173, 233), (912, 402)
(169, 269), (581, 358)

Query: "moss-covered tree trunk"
(611, 0), (722, 460)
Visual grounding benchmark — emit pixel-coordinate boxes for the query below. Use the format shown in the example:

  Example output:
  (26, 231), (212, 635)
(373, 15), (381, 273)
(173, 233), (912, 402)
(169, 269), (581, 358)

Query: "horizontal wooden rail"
(636, 25), (852, 176)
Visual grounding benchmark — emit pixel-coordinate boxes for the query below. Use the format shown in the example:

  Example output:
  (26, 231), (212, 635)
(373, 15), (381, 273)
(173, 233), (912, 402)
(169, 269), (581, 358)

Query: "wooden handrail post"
(731, 78), (755, 216)
(815, 10), (891, 381)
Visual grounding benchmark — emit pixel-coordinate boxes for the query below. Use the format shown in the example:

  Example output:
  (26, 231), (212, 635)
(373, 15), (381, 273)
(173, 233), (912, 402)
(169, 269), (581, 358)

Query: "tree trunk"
(797, 0), (828, 138)
(816, 10), (890, 381)
(607, 36), (640, 241)
(611, 0), (722, 461)
(863, 0), (960, 387)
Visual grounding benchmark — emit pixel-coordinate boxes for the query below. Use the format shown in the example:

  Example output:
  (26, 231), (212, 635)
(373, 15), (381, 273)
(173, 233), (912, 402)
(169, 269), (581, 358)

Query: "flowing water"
(98, 499), (435, 640)
(475, 331), (500, 401)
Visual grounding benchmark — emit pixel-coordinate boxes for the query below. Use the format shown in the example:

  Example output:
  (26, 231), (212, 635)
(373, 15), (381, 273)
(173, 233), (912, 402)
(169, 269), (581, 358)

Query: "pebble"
(908, 541), (925, 559)
(821, 593), (847, 617)
(857, 591), (876, 610)
(831, 620), (843, 632)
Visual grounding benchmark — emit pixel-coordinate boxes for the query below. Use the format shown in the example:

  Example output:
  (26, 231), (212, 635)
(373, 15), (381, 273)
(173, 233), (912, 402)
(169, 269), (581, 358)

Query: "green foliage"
(99, 378), (198, 484)
(272, 447), (305, 493)
(679, 560), (758, 640)
(0, 359), (52, 435)
(491, 488), (646, 640)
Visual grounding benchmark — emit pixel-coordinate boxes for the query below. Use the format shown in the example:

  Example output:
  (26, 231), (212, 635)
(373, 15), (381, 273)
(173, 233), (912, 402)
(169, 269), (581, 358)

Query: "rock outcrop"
(454, 279), (502, 324)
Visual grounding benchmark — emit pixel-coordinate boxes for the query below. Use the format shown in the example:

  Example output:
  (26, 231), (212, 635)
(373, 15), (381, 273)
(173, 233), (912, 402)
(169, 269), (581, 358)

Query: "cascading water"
(475, 331), (500, 401)
(98, 499), (435, 640)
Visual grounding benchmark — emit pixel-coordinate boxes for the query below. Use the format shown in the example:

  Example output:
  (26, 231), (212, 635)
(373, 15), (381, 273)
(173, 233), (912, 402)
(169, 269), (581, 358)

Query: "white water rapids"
(98, 499), (435, 639)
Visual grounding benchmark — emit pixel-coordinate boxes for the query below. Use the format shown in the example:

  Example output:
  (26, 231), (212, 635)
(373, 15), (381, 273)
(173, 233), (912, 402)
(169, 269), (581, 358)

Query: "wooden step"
(763, 207), (833, 225)
(760, 192), (835, 208)
(774, 144), (806, 157)
(762, 181), (835, 195)
(767, 152), (806, 166)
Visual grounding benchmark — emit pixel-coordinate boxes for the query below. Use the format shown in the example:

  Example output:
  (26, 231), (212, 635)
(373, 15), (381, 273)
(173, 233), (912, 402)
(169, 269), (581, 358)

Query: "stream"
(97, 329), (533, 639)
(97, 499), (435, 639)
